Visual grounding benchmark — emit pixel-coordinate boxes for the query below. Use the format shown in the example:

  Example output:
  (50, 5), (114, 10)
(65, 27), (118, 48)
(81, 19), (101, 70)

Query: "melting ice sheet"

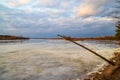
(0, 39), (119, 80)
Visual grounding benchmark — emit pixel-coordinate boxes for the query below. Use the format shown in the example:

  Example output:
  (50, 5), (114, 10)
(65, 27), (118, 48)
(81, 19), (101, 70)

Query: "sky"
(0, 0), (118, 38)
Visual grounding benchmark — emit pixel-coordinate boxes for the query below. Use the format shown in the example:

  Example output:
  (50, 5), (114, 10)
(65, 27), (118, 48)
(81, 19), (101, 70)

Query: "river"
(0, 39), (119, 80)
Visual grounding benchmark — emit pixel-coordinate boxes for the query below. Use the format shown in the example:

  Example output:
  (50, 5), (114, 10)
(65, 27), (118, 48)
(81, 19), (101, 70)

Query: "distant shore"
(31, 36), (119, 41)
(0, 35), (120, 41)
(0, 35), (29, 40)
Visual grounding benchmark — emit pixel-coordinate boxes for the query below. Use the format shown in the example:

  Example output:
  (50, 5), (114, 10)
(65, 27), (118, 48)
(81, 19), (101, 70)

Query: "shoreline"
(0, 35), (29, 40)
(84, 50), (120, 80)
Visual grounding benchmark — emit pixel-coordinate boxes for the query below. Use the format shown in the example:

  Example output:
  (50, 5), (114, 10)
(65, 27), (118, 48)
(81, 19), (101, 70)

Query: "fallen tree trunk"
(84, 52), (120, 80)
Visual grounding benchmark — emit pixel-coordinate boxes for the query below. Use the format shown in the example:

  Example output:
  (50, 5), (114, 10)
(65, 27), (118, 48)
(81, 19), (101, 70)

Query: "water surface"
(0, 39), (119, 80)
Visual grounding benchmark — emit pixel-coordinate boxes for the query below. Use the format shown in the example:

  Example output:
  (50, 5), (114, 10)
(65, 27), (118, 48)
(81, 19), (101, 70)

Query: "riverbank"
(84, 49), (120, 80)
(0, 35), (29, 40)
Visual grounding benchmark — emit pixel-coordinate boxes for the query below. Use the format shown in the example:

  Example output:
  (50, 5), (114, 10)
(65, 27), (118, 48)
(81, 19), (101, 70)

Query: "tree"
(115, 21), (120, 39)
(113, 0), (120, 40)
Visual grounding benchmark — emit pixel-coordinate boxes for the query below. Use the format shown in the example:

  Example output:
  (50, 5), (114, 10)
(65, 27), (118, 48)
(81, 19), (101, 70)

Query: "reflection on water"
(0, 39), (53, 45)
(0, 39), (120, 80)
(83, 40), (120, 48)
(0, 39), (120, 47)
(0, 40), (28, 44)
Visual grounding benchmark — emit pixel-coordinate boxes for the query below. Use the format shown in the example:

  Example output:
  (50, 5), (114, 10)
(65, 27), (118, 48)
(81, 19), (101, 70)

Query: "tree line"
(0, 35), (29, 40)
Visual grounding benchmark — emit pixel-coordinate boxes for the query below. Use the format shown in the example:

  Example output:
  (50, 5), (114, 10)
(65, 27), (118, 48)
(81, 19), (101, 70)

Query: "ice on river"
(0, 40), (119, 80)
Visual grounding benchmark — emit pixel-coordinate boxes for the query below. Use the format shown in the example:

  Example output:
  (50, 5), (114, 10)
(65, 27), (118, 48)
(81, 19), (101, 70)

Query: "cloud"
(0, 14), (116, 37)
(76, 0), (109, 17)
(8, 0), (32, 7)
(60, 1), (73, 9)
(38, 0), (59, 7)
(0, 0), (116, 37)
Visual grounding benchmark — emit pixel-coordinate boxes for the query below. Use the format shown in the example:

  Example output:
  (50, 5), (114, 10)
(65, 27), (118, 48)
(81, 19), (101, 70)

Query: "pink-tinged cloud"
(8, 0), (32, 7)
(76, 0), (109, 17)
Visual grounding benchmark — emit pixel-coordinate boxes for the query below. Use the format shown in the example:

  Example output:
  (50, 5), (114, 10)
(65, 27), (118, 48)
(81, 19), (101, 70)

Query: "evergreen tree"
(115, 21), (120, 39)
(113, 0), (120, 39)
